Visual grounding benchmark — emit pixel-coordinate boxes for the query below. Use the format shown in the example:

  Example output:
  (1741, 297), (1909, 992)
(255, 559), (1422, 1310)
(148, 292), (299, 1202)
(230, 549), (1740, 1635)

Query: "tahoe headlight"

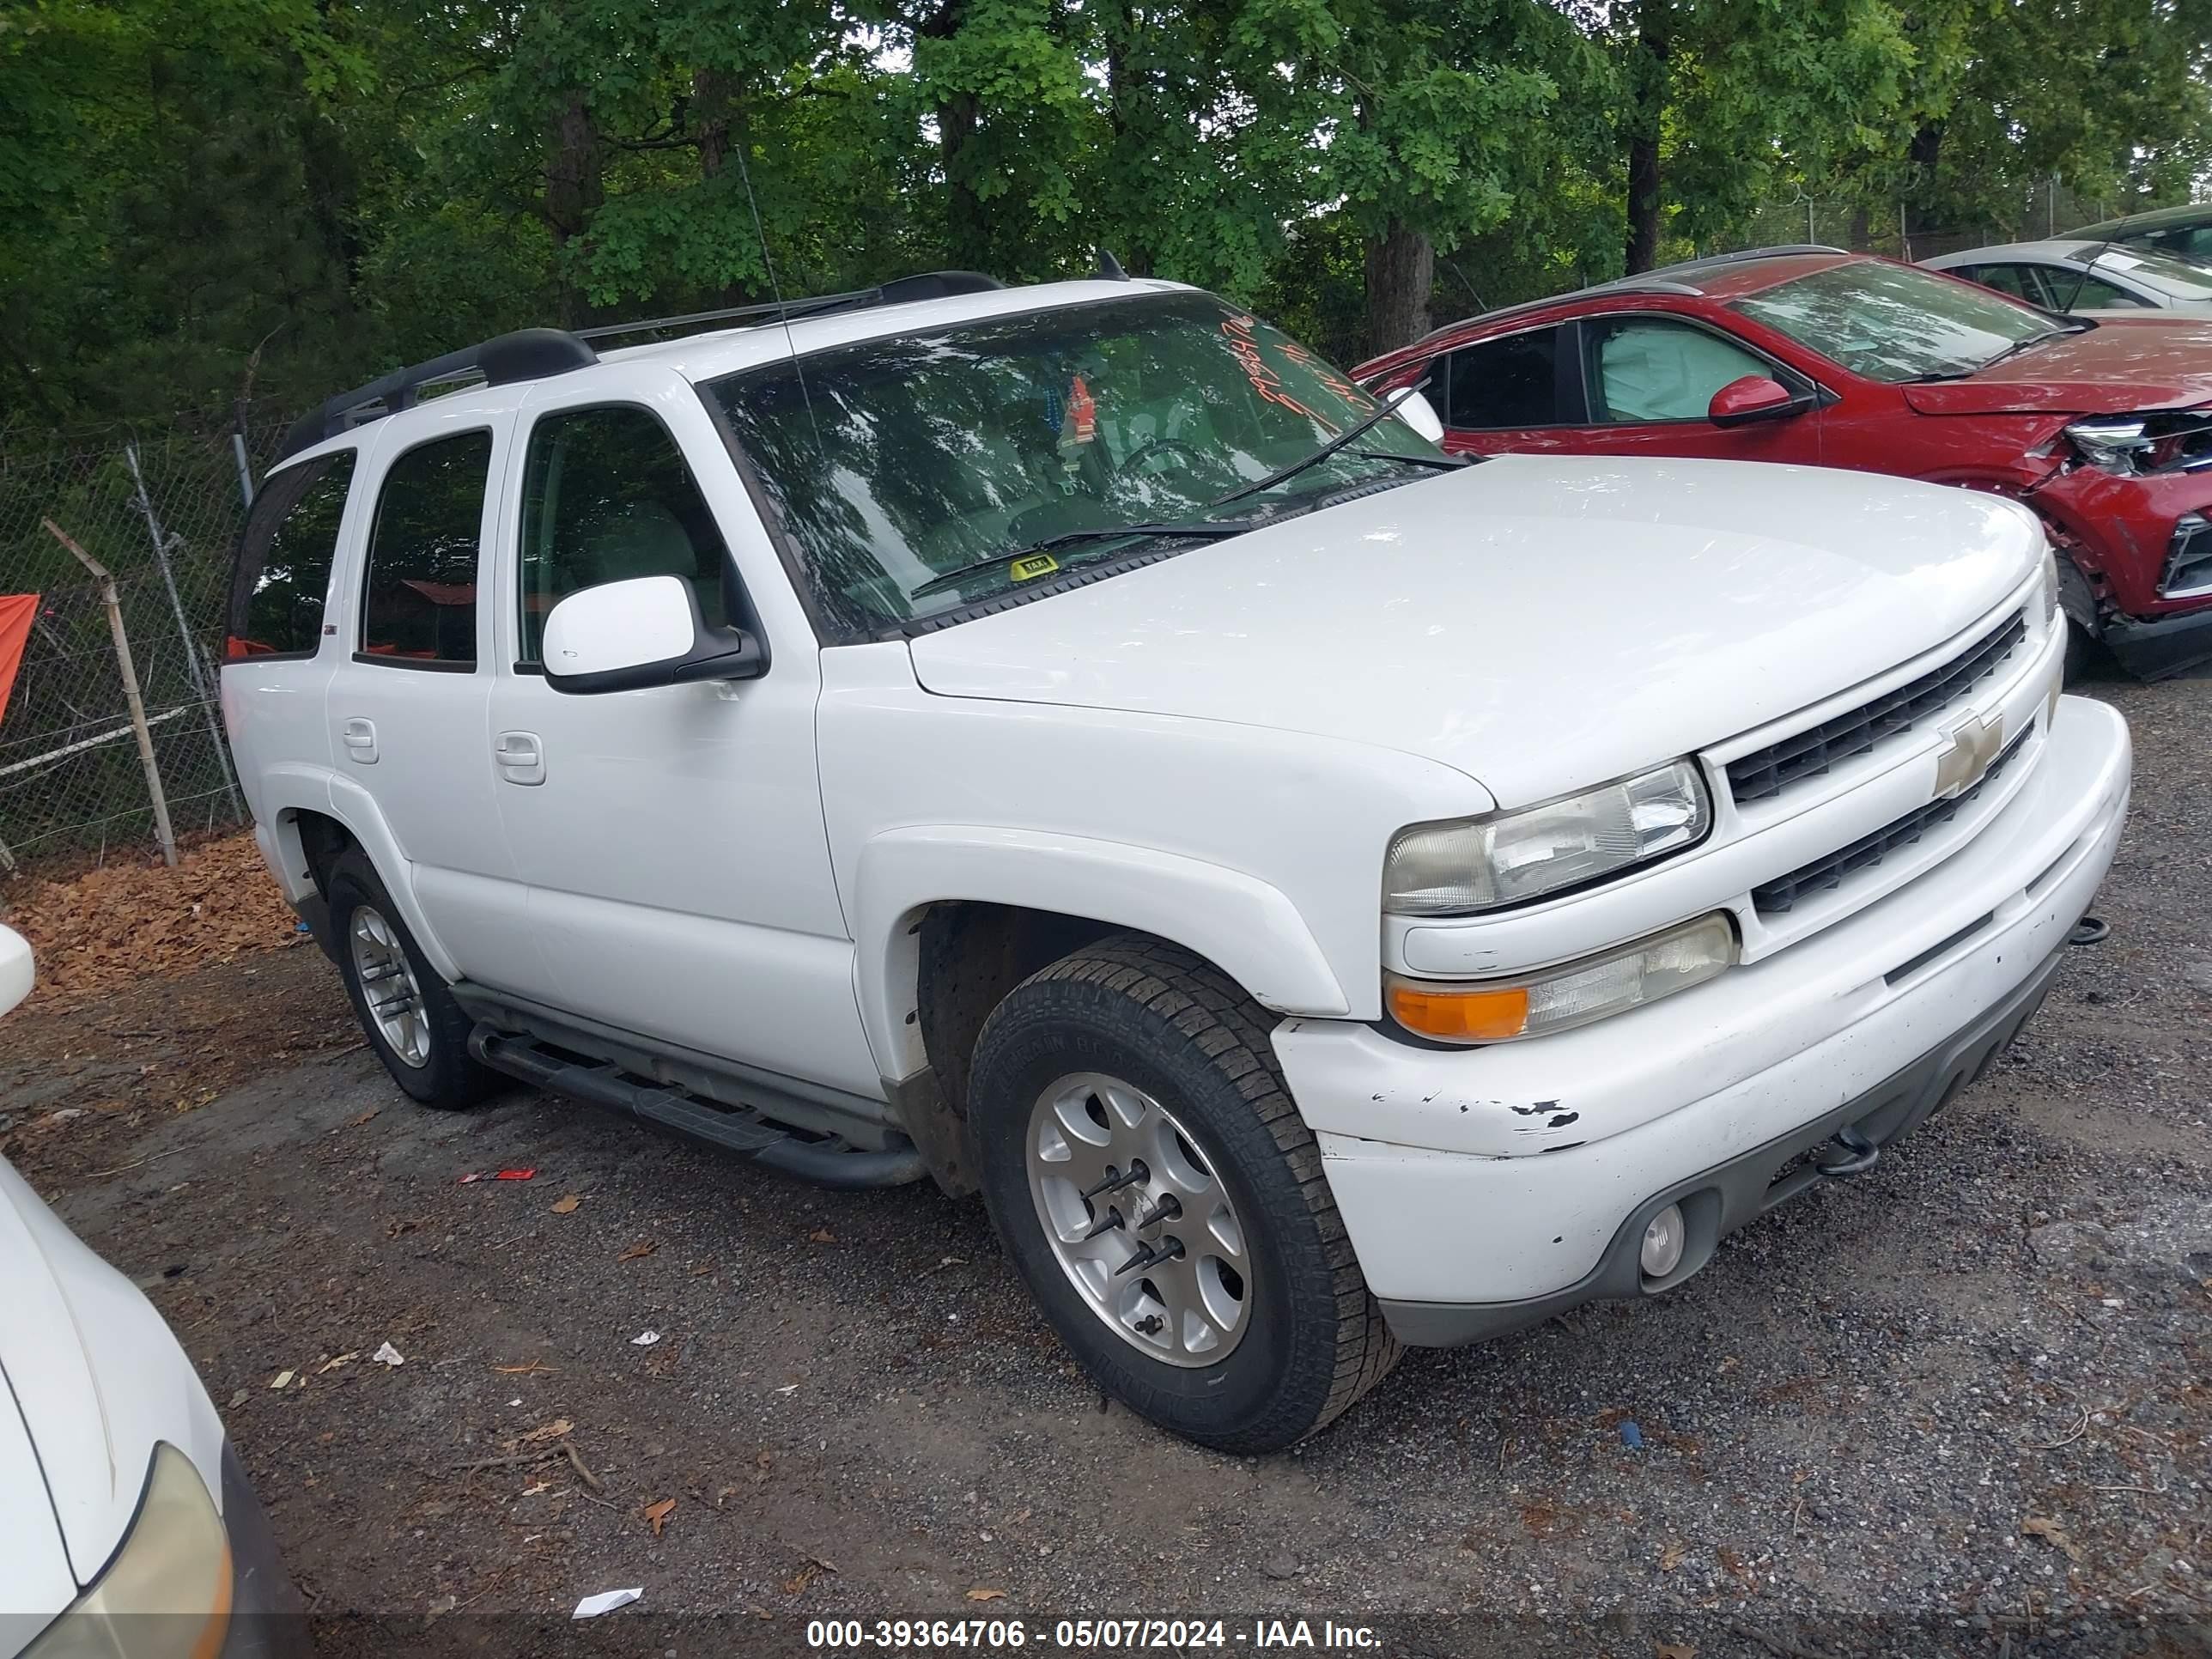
(23, 1443), (233, 1659)
(1387, 912), (1737, 1042)
(1383, 760), (1711, 915)
(2041, 544), (2061, 628)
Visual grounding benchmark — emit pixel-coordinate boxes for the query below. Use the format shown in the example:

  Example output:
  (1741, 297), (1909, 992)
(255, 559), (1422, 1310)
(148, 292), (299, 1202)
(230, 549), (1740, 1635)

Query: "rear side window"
(1443, 329), (1562, 428)
(226, 450), (356, 660)
(2144, 225), (2212, 264)
(1961, 264), (2048, 307)
(360, 430), (491, 667)
(2065, 272), (2155, 311)
(516, 406), (729, 665)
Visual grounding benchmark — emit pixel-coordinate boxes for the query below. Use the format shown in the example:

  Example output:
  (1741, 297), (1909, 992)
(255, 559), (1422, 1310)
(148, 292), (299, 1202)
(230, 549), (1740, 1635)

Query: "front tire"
(325, 848), (496, 1109)
(967, 936), (1397, 1452)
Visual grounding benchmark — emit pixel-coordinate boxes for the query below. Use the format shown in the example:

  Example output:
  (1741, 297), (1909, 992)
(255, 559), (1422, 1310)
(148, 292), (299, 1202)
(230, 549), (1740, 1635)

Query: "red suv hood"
(1902, 316), (2212, 416)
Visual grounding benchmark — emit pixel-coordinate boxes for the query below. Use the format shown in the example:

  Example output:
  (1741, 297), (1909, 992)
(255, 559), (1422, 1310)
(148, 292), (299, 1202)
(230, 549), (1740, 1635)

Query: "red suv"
(1356, 246), (2212, 678)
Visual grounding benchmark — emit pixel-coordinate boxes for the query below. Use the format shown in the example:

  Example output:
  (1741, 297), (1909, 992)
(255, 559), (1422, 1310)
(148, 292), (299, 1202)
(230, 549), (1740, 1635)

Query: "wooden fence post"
(40, 518), (179, 867)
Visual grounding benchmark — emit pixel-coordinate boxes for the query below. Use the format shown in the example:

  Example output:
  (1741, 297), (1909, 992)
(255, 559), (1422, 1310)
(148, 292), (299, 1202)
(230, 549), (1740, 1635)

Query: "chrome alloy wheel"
(1025, 1072), (1250, 1367)
(348, 904), (431, 1069)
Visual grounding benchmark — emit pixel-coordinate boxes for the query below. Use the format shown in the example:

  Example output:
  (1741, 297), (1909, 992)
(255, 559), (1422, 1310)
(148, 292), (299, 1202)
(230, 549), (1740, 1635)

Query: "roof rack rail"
(275, 269), (1008, 463)
(1406, 244), (1848, 349)
(276, 328), (595, 461)
(1635, 243), (1845, 281)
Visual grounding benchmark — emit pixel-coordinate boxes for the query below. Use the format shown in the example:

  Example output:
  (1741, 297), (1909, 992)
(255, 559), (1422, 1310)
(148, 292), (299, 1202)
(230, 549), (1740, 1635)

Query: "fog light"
(2162, 514), (2212, 599)
(1639, 1203), (1686, 1278)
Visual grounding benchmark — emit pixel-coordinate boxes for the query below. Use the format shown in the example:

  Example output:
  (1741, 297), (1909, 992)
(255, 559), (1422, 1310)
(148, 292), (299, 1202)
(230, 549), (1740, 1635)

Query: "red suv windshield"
(1735, 261), (2060, 383)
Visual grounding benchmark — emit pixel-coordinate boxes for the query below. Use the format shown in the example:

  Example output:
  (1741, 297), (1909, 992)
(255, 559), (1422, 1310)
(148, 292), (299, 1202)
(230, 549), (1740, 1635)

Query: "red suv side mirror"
(1708, 374), (1810, 427)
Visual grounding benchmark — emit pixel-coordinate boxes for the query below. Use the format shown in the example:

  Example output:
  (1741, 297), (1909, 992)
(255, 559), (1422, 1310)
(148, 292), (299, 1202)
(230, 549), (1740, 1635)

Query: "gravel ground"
(3, 669), (2208, 1659)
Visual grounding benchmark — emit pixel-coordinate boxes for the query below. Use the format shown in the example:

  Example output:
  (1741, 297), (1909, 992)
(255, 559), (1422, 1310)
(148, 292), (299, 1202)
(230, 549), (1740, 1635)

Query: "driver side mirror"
(1388, 385), (1446, 444)
(542, 575), (765, 696)
(1708, 374), (1814, 428)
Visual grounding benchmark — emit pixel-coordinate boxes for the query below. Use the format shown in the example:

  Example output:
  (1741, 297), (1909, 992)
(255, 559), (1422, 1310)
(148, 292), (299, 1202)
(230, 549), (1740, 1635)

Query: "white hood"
(907, 455), (2040, 808)
(0, 1158), (228, 1597)
(0, 1378), (75, 1637)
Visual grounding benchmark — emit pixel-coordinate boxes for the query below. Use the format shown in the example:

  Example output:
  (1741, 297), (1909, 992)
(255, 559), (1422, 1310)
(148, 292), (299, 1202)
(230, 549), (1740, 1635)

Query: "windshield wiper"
(1910, 323), (2090, 383)
(1207, 377), (1435, 507)
(1350, 447), (1476, 471)
(906, 518), (1262, 601)
(1978, 323), (2087, 370)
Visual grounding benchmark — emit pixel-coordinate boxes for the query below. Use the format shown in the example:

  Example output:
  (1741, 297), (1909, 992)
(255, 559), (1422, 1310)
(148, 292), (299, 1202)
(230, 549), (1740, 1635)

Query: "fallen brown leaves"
(642, 1497), (676, 1537)
(782, 1556), (837, 1595)
(3, 833), (298, 1009)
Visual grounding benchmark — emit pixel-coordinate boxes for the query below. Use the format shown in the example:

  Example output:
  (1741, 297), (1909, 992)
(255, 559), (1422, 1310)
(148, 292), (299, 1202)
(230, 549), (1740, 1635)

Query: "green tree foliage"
(1, 0), (2204, 421)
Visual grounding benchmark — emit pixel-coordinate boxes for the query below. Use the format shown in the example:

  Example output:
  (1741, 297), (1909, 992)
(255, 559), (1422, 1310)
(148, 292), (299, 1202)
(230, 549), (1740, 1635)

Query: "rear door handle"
(494, 730), (544, 786)
(340, 717), (378, 764)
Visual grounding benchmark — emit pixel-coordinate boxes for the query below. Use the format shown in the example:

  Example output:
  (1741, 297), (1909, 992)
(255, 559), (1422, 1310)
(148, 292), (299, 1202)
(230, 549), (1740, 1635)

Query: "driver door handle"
(495, 730), (545, 787)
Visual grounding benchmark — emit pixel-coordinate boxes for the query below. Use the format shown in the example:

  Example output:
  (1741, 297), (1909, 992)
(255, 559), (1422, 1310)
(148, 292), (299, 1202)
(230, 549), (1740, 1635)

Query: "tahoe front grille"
(1753, 728), (2032, 915)
(1728, 611), (2027, 805)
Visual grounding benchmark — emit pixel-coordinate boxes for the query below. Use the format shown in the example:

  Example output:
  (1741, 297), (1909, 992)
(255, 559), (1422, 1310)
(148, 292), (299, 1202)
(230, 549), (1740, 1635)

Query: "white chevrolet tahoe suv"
(222, 270), (2132, 1451)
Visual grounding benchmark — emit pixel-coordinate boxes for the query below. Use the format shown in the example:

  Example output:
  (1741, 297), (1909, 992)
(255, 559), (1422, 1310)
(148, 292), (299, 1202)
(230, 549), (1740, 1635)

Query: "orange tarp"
(0, 594), (36, 727)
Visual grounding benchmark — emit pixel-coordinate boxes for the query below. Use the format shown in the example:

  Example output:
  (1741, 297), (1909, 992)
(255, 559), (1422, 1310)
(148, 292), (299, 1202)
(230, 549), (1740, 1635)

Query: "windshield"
(705, 292), (1442, 635)
(1734, 261), (2060, 382)
(2087, 246), (2212, 303)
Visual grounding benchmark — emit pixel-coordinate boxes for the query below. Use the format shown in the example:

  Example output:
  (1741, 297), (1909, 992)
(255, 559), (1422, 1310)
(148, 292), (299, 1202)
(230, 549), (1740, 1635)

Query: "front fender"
(852, 825), (1350, 1079)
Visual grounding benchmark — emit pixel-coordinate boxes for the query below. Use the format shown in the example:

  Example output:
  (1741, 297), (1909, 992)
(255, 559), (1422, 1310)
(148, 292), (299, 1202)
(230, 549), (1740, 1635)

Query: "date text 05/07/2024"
(804, 1619), (1383, 1650)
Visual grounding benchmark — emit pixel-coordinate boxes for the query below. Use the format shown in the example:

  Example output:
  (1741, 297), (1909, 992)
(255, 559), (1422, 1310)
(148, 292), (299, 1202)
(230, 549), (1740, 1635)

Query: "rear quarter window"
(226, 449), (357, 660)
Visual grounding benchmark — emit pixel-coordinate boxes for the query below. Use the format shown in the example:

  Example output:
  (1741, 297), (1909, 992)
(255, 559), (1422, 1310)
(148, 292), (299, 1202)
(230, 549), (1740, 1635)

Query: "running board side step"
(467, 1026), (927, 1190)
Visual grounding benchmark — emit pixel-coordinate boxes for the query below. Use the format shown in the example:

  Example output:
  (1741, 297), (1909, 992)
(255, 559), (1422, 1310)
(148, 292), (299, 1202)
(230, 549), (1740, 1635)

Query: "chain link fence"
(0, 414), (292, 873)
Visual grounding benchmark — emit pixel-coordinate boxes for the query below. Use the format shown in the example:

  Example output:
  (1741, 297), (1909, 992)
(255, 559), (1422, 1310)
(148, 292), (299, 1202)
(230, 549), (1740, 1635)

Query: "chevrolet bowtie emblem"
(1933, 712), (2005, 799)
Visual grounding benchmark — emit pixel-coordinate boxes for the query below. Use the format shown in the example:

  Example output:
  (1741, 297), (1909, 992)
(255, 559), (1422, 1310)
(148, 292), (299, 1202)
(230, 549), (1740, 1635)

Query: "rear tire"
(967, 935), (1398, 1451)
(325, 848), (495, 1109)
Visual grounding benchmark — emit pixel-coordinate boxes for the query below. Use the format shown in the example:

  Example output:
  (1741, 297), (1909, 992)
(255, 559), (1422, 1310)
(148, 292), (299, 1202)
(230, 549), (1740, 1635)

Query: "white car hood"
(0, 1375), (76, 1636)
(0, 1157), (227, 1598)
(907, 455), (2039, 807)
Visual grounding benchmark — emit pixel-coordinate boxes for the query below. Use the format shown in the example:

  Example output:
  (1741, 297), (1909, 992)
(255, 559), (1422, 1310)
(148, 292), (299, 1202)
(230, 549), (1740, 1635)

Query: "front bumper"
(2103, 598), (2212, 680)
(218, 1442), (310, 1659)
(1274, 695), (2130, 1341)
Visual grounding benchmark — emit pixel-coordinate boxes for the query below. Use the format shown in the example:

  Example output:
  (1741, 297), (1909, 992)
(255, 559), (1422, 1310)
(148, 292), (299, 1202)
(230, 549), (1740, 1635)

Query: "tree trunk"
(543, 91), (603, 323)
(693, 69), (758, 304)
(920, 0), (989, 265)
(1364, 221), (1433, 357)
(1103, 6), (1154, 276)
(1900, 121), (1944, 258)
(1623, 0), (1670, 274)
(936, 91), (987, 258)
(695, 68), (733, 179)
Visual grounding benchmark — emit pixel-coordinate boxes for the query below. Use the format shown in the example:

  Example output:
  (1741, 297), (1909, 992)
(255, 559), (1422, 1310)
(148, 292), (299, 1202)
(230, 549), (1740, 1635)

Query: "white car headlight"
(2041, 544), (2061, 629)
(1383, 760), (1711, 915)
(23, 1443), (233, 1659)
(1387, 912), (1737, 1042)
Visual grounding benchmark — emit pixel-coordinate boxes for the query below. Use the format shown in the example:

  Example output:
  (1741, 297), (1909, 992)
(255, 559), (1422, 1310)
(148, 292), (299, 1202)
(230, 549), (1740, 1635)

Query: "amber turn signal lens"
(1386, 981), (1530, 1042)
